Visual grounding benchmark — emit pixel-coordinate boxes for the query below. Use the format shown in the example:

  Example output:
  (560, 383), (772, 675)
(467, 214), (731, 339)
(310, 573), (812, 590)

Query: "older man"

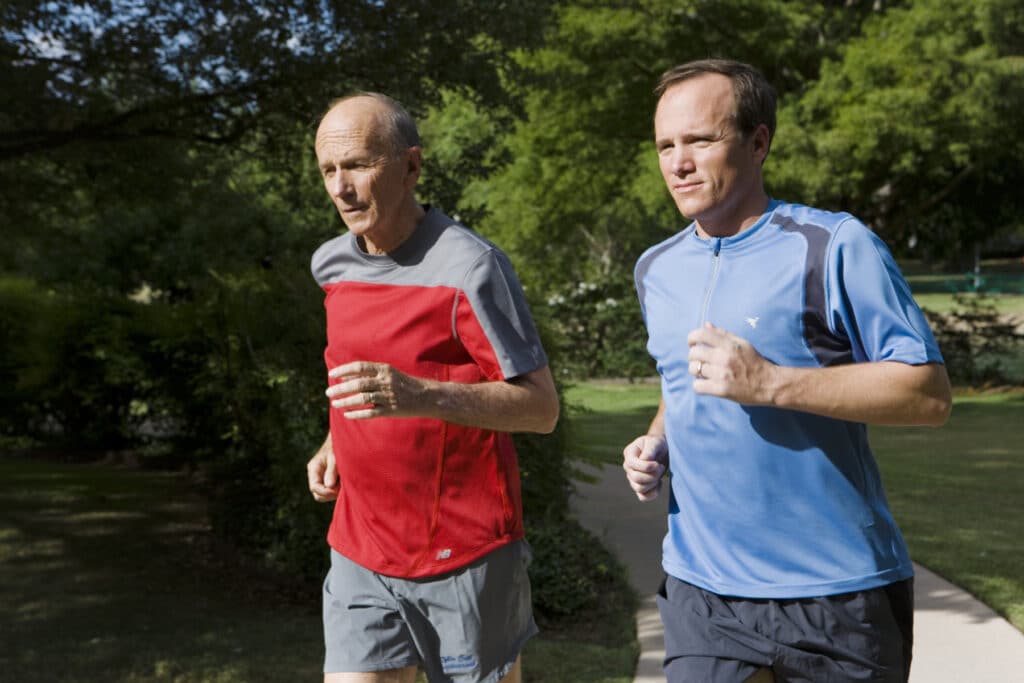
(306, 93), (558, 683)
(623, 59), (952, 683)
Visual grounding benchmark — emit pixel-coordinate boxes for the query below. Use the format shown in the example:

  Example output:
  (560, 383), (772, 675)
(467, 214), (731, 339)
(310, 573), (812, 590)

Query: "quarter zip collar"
(689, 199), (782, 253)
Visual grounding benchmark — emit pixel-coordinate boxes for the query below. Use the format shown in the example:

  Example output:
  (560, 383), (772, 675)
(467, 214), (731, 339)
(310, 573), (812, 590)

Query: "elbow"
(518, 366), (560, 433)
(534, 399), (560, 434)
(923, 394), (953, 427)
(916, 363), (953, 427)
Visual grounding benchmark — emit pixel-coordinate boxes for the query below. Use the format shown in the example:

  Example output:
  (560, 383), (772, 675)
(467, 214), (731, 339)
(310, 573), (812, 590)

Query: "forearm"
(646, 398), (667, 438)
(765, 361), (952, 426)
(420, 366), (560, 433)
(316, 431), (330, 454)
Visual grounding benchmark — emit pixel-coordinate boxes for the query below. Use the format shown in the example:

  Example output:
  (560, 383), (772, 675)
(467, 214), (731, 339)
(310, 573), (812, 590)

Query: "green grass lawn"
(0, 458), (325, 683)
(872, 391), (1024, 629)
(566, 381), (1024, 631)
(0, 456), (634, 683)
(911, 291), (1024, 316)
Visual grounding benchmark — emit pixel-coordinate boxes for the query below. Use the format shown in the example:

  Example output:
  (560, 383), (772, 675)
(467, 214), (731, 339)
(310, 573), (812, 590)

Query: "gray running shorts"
(323, 540), (538, 682)
(657, 574), (914, 683)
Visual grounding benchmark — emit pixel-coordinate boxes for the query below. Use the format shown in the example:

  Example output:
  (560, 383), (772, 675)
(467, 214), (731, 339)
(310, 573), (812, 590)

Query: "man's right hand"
(622, 433), (668, 501)
(307, 434), (338, 502)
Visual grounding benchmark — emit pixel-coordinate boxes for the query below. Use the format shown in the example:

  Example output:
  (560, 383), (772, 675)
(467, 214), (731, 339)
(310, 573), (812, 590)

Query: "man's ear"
(405, 146), (423, 187)
(752, 124), (771, 165)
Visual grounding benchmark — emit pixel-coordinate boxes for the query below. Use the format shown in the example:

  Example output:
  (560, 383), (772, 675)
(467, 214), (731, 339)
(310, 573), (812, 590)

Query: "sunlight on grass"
(872, 396), (1024, 631)
(565, 381), (661, 468)
(913, 292), (1024, 315)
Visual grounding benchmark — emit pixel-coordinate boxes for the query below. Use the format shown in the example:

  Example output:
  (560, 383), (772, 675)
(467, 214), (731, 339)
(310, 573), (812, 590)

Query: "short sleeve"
(455, 249), (548, 380)
(826, 219), (944, 365)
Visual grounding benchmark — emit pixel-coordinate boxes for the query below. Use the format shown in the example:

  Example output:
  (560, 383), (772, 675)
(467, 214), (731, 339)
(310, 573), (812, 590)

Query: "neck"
(695, 190), (770, 239)
(362, 199), (426, 254)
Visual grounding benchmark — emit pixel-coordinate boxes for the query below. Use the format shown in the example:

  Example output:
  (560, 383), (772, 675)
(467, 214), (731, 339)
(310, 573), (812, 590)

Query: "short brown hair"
(656, 59), (777, 147)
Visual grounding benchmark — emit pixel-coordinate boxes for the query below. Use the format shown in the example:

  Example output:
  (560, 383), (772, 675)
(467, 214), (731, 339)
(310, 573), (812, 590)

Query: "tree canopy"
(770, 0), (1024, 264)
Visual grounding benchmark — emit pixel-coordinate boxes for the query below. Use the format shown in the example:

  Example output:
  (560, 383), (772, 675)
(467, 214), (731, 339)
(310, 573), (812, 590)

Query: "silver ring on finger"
(367, 391), (376, 406)
(697, 361), (705, 379)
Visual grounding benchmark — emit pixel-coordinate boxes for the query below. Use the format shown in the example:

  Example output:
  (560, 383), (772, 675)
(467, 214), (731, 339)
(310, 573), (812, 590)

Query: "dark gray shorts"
(322, 540), (538, 682)
(657, 574), (914, 683)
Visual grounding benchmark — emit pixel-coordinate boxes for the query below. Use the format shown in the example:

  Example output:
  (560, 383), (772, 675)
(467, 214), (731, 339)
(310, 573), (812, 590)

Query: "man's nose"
(669, 146), (695, 175)
(328, 171), (353, 197)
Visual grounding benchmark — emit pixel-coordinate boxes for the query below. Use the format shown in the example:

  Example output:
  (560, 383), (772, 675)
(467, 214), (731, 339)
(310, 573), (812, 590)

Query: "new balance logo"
(746, 316), (760, 329)
(442, 654), (478, 673)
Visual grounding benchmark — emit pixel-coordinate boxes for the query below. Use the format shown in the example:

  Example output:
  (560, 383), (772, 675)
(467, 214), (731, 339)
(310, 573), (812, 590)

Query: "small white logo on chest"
(745, 316), (760, 329)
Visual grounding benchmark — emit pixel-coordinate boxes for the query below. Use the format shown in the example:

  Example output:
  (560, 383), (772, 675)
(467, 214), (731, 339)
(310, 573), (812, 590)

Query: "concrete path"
(570, 463), (1024, 683)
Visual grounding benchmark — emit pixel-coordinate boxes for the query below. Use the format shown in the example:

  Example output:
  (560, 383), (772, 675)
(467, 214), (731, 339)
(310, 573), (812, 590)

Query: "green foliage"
(514, 321), (577, 523)
(0, 277), (156, 449)
(0, 0), (555, 161)
(542, 277), (654, 380)
(418, 89), (514, 228)
(526, 516), (632, 619)
(769, 0), (1024, 263)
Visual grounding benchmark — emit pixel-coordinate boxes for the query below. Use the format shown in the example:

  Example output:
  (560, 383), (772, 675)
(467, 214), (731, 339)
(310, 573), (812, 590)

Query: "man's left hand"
(326, 361), (427, 419)
(686, 322), (777, 406)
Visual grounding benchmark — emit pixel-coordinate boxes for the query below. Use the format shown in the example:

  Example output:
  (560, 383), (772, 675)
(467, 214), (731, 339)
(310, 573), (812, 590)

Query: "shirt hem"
(328, 531), (525, 579)
(662, 560), (915, 599)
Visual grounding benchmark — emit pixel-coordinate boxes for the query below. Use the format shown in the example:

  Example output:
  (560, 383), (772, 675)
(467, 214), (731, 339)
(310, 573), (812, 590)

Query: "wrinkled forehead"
(315, 103), (391, 159)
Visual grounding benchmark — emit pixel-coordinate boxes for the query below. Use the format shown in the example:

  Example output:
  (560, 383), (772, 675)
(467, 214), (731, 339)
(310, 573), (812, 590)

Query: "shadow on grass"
(1, 456), (639, 683)
(0, 457), (322, 683)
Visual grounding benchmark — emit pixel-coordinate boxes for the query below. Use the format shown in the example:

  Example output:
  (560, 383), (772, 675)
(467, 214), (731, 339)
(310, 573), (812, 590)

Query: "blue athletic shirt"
(635, 199), (944, 598)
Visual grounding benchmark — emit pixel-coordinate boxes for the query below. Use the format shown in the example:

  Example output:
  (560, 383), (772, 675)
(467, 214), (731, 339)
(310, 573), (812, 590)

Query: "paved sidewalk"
(570, 463), (1024, 683)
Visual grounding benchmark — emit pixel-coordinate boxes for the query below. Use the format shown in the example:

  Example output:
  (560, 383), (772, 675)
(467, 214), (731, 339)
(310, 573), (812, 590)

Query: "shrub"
(0, 278), (157, 450)
(542, 277), (654, 381)
(526, 516), (633, 620)
(923, 293), (1024, 385)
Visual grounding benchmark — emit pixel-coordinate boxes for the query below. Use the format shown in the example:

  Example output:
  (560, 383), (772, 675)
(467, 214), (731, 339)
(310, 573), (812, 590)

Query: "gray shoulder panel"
(775, 215), (854, 367)
(310, 208), (501, 289)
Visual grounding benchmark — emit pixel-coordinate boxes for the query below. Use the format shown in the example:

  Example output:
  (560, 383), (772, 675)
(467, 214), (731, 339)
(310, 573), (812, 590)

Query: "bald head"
(317, 93), (421, 158)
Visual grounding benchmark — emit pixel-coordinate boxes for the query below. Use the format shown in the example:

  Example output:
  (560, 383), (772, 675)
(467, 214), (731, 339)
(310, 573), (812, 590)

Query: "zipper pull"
(714, 238), (722, 257)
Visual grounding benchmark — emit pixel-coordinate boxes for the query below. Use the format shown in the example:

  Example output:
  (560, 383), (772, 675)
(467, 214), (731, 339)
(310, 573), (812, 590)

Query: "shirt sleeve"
(455, 249), (548, 380)
(826, 218), (944, 365)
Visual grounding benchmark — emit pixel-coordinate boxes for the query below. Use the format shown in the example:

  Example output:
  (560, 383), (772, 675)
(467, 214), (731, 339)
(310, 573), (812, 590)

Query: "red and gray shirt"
(311, 206), (547, 578)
